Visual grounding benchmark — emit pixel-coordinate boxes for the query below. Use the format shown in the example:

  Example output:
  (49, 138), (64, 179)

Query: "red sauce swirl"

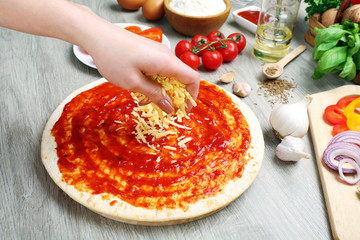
(52, 81), (251, 211)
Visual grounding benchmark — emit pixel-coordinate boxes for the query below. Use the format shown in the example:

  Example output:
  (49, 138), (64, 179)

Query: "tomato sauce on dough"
(52, 81), (251, 211)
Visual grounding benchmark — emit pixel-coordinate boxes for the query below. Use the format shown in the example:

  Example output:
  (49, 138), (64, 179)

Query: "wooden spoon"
(263, 45), (307, 80)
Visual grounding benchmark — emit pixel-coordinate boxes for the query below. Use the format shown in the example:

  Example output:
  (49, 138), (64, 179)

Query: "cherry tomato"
(191, 35), (210, 56)
(228, 33), (246, 53)
(139, 27), (162, 42)
(180, 51), (200, 70)
(207, 31), (225, 48)
(217, 40), (239, 62)
(124, 26), (142, 34)
(207, 30), (225, 42)
(175, 40), (194, 58)
(202, 50), (223, 70)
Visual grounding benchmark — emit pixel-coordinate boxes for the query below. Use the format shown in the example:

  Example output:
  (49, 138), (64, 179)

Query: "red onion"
(323, 130), (360, 184)
(338, 158), (360, 185)
(323, 142), (360, 174)
(329, 130), (360, 146)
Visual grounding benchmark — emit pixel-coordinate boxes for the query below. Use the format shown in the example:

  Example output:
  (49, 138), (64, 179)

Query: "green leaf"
(353, 51), (360, 70)
(340, 57), (356, 80)
(347, 34), (360, 57)
(313, 41), (339, 59)
(317, 46), (348, 72)
(314, 27), (348, 47)
(312, 65), (324, 80)
(343, 20), (360, 34)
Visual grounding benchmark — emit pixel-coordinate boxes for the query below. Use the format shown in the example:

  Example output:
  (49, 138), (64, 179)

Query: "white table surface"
(1, 0), (352, 239)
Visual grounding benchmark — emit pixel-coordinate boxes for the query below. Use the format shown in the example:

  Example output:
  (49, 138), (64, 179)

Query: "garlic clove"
(233, 81), (251, 97)
(220, 71), (235, 83)
(269, 95), (312, 139)
(276, 136), (311, 161)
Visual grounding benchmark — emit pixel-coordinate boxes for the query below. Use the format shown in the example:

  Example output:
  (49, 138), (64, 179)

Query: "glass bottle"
(253, 0), (301, 62)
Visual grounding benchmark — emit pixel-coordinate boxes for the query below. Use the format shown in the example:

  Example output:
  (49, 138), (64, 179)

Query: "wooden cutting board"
(308, 85), (360, 240)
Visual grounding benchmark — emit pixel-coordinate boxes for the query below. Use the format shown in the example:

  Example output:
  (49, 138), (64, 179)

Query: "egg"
(142, 0), (165, 21)
(117, 0), (144, 11)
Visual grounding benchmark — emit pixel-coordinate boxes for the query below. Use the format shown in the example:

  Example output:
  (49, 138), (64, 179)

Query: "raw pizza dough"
(41, 78), (264, 225)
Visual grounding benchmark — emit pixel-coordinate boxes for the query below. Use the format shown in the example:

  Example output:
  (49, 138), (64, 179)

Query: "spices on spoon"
(264, 66), (278, 76)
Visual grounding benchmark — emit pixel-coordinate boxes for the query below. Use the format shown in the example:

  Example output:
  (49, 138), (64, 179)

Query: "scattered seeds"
(257, 78), (297, 105)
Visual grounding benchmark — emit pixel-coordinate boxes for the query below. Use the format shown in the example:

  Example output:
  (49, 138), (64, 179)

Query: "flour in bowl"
(169, 0), (227, 17)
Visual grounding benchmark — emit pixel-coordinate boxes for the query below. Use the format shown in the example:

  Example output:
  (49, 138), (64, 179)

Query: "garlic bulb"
(276, 136), (311, 161)
(269, 95), (312, 138)
(233, 81), (251, 97)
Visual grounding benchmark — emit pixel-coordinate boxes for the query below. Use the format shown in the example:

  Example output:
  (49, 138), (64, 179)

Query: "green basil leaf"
(313, 41), (339, 59)
(314, 27), (348, 47)
(312, 65), (324, 80)
(343, 20), (360, 34)
(353, 50), (360, 70)
(347, 34), (360, 57)
(317, 46), (348, 72)
(340, 57), (356, 80)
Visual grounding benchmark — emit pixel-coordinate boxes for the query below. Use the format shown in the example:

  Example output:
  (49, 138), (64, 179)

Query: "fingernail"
(158, 99), (174, 114)
(185, 100), (193, 113)
(139, 99), (151, 106)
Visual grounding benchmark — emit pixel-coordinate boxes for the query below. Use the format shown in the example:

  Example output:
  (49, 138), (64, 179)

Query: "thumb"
(132, 74), (174, 114)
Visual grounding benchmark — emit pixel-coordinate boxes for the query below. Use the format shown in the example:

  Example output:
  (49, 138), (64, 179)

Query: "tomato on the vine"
(228, 33), (246, 52)
(207, 31), (225, 48)
(180, 51), (200, 70)
(175, 40), (194, 58)
(217, 40), (239, 62)
(202, 50), (223, 70)
(191, 35), (210, 56)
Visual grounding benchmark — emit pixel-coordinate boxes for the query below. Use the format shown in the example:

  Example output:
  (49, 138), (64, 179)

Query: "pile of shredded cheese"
(126, 75), (196, 151)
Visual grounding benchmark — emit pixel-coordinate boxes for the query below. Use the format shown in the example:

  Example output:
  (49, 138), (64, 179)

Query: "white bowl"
(232, 6), (260, 34)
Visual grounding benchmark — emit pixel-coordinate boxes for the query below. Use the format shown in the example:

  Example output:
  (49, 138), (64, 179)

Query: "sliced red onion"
(323, 142), (360, 174)
(338, 158), (360, 184)
(329, 130), (360, 146)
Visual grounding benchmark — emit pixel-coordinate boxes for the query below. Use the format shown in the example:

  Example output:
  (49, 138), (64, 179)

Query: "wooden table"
(1, 0), (353, 239)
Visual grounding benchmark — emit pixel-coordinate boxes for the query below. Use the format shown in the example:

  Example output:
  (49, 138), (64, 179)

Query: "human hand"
(82, 23), (200, 114)
(0, 0), (199, 114)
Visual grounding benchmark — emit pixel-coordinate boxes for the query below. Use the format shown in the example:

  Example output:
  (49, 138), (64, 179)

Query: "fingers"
(157, 57), (201, 103)
(132, 74), (174, 114)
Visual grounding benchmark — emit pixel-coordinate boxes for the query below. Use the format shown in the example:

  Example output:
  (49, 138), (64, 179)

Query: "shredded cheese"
(126, 75), (196, 151)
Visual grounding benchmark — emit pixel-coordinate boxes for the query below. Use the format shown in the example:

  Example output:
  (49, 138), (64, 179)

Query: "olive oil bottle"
(253, 25), (292, 63)
(253, 0), (301, 63)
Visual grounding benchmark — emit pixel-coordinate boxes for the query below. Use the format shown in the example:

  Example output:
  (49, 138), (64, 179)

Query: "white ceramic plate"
(232, 6), (260, 34)
(73, 23), (171, 69)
